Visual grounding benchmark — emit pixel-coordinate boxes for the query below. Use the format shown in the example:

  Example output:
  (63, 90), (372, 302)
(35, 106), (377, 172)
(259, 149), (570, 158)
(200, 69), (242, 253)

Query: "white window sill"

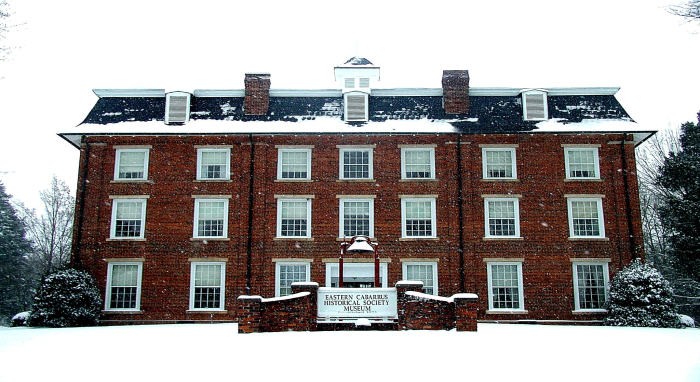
(568, 237), (609, 241)
(190, 237), (230, 241)
(106, 238), (146, 242)
(194, 179), (232, 182)
(110, 179), (153, 184)
(399, 237), (439, 241)
(481, 178), (519, 182)
(486, 310), (529, 315)
(337, 179), (375, 182)
(102, 310), (143, 315)
(483, 237), (524, 241)
(572, 309), (608, 314)
(275, 179), (313, 182)
(336, 237), (376, 242)
(564, 178), (602, 182)
(186, 310), (228, 314)
(274, 237), (314, 241)
(399, 178), (437, 182)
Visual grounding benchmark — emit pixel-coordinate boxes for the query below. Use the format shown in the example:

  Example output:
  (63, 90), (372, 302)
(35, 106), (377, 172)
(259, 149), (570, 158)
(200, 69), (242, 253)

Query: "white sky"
(1, 0), (698, 210)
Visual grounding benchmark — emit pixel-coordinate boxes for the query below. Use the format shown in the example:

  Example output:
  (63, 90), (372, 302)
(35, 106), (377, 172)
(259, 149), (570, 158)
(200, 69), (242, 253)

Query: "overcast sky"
(1, 0), (698, 210)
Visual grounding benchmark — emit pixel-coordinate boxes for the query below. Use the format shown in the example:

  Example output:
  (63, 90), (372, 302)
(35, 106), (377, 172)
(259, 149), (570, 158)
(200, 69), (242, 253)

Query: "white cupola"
(334, 57), (380, 122)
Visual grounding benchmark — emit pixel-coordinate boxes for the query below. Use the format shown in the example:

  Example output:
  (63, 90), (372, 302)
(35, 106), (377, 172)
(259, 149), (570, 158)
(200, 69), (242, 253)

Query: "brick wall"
(71, 131), (642, 324)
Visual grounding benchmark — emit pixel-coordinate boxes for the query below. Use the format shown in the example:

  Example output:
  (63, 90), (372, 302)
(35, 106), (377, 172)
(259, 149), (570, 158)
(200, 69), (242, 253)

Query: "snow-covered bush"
(678, 314), (695, 328)
(604, 259), (680, 328)
(28, 269), (102, 328)
(11, 311), (30, 327)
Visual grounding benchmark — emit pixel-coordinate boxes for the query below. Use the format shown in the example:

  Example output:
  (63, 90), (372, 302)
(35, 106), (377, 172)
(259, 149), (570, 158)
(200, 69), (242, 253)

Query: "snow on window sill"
(486, 310), (529, 315)
(568, 237), (609, 241)
(483, 237), (524, 241)
(572, 309), (607, 314)
(106, 238), (146, 242)
(110, 179), (153, 184)
(189, 237), (230, 242)
(102, 310), (143, 315)
(186, 310), (228, 314)
(275, 179), (314, 183)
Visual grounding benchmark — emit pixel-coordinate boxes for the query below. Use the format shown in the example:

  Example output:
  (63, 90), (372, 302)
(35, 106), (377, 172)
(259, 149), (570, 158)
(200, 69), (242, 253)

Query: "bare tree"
(20, 177), (75, 276)
(669, 0), (700, 21)
(635, 127), (681, 272)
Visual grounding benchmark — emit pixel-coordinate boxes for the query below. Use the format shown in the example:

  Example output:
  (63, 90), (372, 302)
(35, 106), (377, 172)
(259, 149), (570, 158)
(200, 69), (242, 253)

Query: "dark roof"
(81, 93), (632, 135)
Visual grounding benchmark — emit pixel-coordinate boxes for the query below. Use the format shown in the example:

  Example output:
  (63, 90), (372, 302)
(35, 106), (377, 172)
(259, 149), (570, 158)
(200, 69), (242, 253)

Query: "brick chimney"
(244, 73), (271, 116)
(442, 70), (470, 114)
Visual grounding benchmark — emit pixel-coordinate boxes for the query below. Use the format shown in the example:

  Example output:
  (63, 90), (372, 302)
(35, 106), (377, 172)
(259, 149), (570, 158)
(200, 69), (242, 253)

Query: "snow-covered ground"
(1, 323), (698, 382)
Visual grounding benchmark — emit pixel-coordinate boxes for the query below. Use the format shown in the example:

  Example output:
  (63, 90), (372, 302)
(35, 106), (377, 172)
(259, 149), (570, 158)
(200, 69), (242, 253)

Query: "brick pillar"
(244, 73), (271, 116)
(454, 293), (479, 332)
(291, 282), (319, 331)
(237, 295), (263, 334)
(442, 70), (470, 114)
(396, 281), (423, 330)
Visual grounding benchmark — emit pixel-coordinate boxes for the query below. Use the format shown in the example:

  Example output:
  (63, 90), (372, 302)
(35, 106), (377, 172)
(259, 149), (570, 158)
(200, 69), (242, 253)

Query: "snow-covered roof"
(60, 87), (655, 148)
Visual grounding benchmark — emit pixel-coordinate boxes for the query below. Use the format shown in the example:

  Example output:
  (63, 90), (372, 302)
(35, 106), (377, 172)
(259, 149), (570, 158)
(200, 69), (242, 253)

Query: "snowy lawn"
(1, 323), (698, 382)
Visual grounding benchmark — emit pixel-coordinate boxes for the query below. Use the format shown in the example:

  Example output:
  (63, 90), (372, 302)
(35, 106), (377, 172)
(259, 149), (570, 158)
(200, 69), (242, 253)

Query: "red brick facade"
(70, 129), (644, 324)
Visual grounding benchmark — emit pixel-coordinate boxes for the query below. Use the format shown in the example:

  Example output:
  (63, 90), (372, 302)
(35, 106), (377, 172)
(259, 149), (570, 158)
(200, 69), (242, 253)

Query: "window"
(277, 148), (311, 180)
(339, 147), (373, 180)
(567, 197), (605, 238)
(114, 148), (149, 180)
(339, 198), (374, 238)
(401, 197), (437, 238)
(484, 198), (520, 238)
(105, 262), (142, 311)
(401, 147), (435, 180)
(402, 262), (438, 295)
(165, 92), (191, 125)
(277, 198), (311, 238)
(110, 198), (147, 239)
(193, 199), (228, 239)
(487, 262), (525, 311)
(565, 147), (600, 179)
(189, 262), (225, 310)
(344, 92), (368, 122)
(196, 148), (230, 180)
(325, 263), (388, 288)
(573, 262), (609, 311)
(275, 262), (310, 297)
(522, 90), (548, 121)
(482, 147), (516, 179)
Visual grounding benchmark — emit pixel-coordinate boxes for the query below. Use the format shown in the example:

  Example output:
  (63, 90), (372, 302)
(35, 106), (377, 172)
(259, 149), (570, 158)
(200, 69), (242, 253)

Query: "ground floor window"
(402, 261), (438, 295)
(325, 263), (388, 288)
(486, 261), (525, 311)
(275, 262), (310, 297)
(106, 262), (143, 311)
(572, 262), (609, 311)
(189, 262), (226, 310)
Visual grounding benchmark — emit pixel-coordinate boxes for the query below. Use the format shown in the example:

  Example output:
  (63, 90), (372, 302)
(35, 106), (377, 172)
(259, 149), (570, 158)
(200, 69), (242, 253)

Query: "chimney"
(442, 70), (470, 114)
(244, 73), (271, 116)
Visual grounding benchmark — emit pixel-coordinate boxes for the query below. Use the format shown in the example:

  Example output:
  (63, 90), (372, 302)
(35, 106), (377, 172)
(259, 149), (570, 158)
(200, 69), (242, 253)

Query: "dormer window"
(344, 92), (368, 122)
(344, 77), (371, 89)
(165, 92), (191, 124)
(522, 90), (548, 121)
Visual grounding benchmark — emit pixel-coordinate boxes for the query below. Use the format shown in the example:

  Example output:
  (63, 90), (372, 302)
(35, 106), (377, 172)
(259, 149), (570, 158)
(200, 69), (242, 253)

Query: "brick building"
(59, 58), (654, 324)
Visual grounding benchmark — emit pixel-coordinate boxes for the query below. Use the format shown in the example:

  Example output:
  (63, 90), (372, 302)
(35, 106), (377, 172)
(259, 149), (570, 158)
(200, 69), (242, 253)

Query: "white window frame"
(482, 147), (517, 180)
(277, 147), (312, 180)
(275, 262), (311, 297)
(165, 92), (191, 124)
(402, 261), (438, 295)
(339, 146), (374, 180)
(338, 198), (375, 238)
(564, 147), (600, 180)
(486, 261), (525, 311)
(344, 92), (369, 122)
(572, 261), (609, 312)
(276, 198), (312, 238)
(105, 261), (143, 312)
(567, 197), (606, 238)
(401, 146), (436, 180)
(325, 262), (389, 288)
(522, 90), (548, 121)
(189, 262), (226, 311)
(484, 197), (521, 238)
(401, 197), (437, 239)
(110, 198), (147, 239)
(114, 148), (149, 181)
(196, 147), (231, 181)
(193, 198), (229, 239)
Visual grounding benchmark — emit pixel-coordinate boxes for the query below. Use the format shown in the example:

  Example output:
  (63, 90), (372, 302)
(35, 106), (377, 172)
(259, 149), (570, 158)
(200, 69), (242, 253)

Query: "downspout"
(456, 134), (466, 292)
(72, 136), (90, 269)
(620, 133), (638, 261)
(245, 134), (256, 295)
